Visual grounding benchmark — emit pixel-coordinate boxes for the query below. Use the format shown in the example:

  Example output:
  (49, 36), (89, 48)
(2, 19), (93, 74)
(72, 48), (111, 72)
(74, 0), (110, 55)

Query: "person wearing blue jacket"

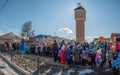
(66, 48), (72, 65)
(89, 42), (94, 51)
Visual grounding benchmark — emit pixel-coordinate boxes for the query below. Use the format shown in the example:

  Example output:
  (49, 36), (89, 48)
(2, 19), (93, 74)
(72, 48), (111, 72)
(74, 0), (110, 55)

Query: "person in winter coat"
(60, 40), (66, 64)
(46, 44), (52, 57)
(26, 45), (30, 54)
(110, 43), (115, 57)
(88, 51), (96, 68)
(57, 49), (61, 63)
(114, 42), (120, 53)
(30, 45), (35, 54)
(73, 45), (80, 65)
(42, 44), (47, 56)
(101, 46), (106, 68)
(89, 42), (94, 51)
(108, 47), (113, 67)
(87, 53), (93, 66)
(35, 45), (38, 54)
(53, 40), (59, 62)
(81, 50), (87, 66)
(95, 48), (102, 74)
(66, 48), (72, 65)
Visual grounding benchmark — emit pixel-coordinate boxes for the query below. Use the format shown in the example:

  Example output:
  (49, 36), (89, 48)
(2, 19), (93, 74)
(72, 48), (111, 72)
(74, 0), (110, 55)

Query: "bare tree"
(21, 21), (35, 37)
(31, 29), (35, 37)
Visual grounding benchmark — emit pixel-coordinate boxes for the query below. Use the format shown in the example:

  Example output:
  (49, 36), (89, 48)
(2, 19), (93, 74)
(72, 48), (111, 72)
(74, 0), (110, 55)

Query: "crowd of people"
(1, 39), (120, 74)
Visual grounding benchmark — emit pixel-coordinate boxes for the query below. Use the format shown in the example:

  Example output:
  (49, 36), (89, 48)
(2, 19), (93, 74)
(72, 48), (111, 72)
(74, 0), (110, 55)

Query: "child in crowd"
(95, 48), (102, 74)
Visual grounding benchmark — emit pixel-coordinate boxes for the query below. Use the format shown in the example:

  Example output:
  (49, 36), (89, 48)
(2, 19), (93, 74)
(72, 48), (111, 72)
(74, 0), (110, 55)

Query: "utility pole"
(37, 57), (39, 75)
(54, 32), (56, 41)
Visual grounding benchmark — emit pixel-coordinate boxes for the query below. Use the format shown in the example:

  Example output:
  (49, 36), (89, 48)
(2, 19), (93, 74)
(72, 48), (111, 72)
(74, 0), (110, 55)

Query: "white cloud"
(59, 28), (73, 34)
(85, 36), (94, 43)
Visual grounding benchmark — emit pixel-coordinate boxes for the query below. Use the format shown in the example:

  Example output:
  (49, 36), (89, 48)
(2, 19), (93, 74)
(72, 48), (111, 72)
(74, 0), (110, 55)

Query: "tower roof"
(74, 6), (85, 11)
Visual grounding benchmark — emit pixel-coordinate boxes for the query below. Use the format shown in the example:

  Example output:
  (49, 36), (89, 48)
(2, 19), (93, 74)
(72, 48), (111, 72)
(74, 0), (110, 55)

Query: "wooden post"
(11, 52), (12, 61)
(37, 57), (39, 75)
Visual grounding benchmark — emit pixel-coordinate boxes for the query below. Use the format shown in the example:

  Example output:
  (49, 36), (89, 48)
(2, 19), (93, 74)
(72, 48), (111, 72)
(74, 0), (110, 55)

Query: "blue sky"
(0, 0), (120, 40)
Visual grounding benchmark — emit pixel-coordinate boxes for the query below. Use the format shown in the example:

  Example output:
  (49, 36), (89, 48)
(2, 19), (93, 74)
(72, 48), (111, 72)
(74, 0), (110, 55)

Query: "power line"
(0, 0), (8, 13)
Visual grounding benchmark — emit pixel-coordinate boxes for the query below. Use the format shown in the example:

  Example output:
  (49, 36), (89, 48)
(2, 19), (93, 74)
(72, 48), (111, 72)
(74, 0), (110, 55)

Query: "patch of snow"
(57, 69), (62, 75)
(44, 67), (52, 73)
(66, 69), (75, 75)
(79, 69), (94, 75)
(52, 72), (58, 75)
(38, 73), (42, 75)
(104, 69), (111, 72)
(0, 58), (19, 75)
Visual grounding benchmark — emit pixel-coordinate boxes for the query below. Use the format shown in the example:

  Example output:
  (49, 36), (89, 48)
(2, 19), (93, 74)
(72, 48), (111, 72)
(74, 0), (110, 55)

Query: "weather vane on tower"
(77, 2), (81, 6)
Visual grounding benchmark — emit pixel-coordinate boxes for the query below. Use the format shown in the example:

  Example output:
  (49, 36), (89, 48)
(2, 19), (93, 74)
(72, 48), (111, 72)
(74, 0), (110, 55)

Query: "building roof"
(35, 34), (48, 38)
(111, 33), (120, 37)
(0, 37), (12, 40)
(94, 38), (110, 42)
(74, 6), (86, 11)
(0, 32), (18, 39)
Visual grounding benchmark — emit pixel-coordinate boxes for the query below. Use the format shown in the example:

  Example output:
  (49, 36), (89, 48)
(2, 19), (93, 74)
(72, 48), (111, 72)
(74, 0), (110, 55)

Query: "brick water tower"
(74, 5), (86, 42)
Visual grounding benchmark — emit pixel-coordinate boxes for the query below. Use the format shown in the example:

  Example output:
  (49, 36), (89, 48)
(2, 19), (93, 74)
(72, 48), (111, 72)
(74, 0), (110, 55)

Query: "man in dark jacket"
(53, 40), (58, 62)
